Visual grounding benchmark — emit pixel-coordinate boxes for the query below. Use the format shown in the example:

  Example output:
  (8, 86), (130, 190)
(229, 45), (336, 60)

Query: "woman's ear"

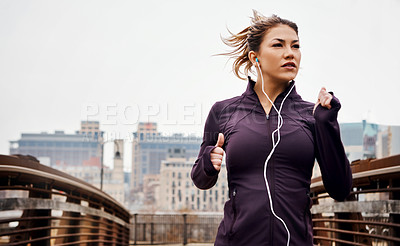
(248, 51), (258, 66)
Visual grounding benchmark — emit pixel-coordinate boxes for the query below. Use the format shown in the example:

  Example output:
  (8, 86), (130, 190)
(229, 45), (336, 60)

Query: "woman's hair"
(220, 10), (298, 80)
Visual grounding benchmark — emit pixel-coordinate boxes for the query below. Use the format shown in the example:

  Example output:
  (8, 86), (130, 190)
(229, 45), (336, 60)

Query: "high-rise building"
(158, 148), (228, 212)
(9, 121), (103, 167)
(130, 122), (202, 192)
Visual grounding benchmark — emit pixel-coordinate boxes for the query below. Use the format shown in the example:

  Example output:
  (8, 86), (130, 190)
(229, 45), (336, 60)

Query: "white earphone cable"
(256, 61), (295, 246)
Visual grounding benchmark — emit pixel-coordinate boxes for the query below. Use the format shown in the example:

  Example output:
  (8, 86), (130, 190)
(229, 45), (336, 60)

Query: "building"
(338, 120), (399, 162)
(102, 139), (125, 205)
(9, 121), (103, 167)
(158, 147), (228, 212)
(312, 121), (400, 179)
(130, 122), (202, 192)
(376, 125), (400, 158)
(143, 174), (160, 210)
(340, 122), (364, 162)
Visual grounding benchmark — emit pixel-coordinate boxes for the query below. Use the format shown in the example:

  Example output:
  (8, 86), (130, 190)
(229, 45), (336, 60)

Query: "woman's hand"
(313, 87), (333, 115)
(211, 133), (224, 171)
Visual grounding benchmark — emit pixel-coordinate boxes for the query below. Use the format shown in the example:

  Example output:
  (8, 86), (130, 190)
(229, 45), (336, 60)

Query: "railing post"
(143, 223), (146, 241)
(134, 213), (138, 245)
(183, 214), (188, 245)
(28, 182), (52, 246)
(150, 222), (154, 245)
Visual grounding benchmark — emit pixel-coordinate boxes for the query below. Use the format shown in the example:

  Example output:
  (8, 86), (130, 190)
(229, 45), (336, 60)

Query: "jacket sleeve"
(314, 94), (353, 201)
(191, 102), (221, 190)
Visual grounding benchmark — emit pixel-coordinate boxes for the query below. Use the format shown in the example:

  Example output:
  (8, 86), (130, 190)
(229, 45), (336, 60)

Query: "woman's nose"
(284, 46), (294, 59)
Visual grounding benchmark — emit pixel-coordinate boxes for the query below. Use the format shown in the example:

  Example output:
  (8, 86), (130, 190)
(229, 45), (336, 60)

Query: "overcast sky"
(1, 0), (400, 167)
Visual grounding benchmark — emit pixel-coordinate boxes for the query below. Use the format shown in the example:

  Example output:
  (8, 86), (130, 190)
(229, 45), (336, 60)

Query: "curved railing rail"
(2, 154), (399, 245)
(0, 154), (130, 246)
(310, 154), (400, 246)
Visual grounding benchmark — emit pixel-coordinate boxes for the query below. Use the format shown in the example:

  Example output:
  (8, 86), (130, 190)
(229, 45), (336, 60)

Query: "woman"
(191, 10), (352, 246)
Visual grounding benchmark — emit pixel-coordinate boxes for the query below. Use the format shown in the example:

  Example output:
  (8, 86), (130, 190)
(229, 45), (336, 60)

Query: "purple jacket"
(191, 77), (352, 245)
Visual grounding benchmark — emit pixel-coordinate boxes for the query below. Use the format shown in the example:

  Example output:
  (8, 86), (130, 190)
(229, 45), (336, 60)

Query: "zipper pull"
(232, 188), (237, 197)
(266, 114), (269, 120)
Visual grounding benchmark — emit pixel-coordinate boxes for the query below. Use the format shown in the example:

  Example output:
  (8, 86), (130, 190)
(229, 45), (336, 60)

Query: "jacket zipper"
(304, 191), (311, 238)
(266, 113), (274, 245)
(229, 188), (237, 236)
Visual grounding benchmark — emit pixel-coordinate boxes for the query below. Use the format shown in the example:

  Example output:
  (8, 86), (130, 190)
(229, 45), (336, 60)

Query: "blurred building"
(9, 121), (103, 167)
(340, 122), (364, 162)
(102, 139), (125, 205)
(376, 125), (400, 158)
(143, 174), (160, 208)
(55, 158), (107, 184)
(339, 120), (400, 162)
(312, 121), (400, 179)
(157, 147), (228, 212)
(8, 121), (126, 205)
(130, 122), (202, 192)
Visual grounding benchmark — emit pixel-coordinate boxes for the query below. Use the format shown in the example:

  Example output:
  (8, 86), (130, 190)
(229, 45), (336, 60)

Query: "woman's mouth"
(282, 62), (296, 69)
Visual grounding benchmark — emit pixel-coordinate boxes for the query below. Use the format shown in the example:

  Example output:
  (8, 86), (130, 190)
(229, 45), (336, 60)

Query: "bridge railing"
(0, 154), (130, 246)
(131, 213), (222, 245)
(310, 154), (400, 246)
(2, 154), (399, 245)
(130, 155), (400, 245)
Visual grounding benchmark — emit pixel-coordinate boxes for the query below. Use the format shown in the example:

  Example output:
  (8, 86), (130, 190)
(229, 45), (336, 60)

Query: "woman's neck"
(253, 75), (290, 105)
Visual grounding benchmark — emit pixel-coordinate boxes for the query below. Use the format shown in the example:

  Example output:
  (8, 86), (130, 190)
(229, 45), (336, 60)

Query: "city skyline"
(1, 0), (400, 155)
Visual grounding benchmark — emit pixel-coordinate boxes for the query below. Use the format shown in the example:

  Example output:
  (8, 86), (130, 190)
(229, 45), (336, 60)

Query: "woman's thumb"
(215, 133), (225, 147)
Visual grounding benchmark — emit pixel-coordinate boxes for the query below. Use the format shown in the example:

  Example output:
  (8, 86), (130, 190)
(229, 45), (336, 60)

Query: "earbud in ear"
(255, 58), (259, 63)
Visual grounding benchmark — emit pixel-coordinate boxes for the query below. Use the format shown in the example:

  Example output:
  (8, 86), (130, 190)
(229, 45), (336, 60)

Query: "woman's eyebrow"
(272, 38), (299, 44)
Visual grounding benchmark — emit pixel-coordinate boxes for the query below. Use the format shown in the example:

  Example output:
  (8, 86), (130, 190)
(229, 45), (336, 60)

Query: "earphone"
(255, 57), (295, 246)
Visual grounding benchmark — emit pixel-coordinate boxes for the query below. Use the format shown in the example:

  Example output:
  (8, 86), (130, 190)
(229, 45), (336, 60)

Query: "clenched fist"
(313, 87), (333, 114)
(211, 133), (224, 171)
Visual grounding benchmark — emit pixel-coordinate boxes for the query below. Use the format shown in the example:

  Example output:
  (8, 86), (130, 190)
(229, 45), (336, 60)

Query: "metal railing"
(2, 153), (399, 245)
(0, 154), (130, 245)
(310, 154), (400, 246)
(130, 155), (400, 245)
(131, 213), (222, 245)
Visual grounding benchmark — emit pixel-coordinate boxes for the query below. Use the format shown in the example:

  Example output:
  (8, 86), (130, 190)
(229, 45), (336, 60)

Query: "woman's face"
(256, 24), (301, 83)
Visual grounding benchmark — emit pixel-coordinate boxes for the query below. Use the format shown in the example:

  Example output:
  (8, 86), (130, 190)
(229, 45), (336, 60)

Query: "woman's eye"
(272, 43), (282, 47)
(293, 44), (300, 48)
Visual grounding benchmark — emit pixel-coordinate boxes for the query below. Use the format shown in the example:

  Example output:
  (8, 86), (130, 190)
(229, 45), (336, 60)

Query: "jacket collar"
(243, 76), (299, 102)
(242, 76), (300, 114)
